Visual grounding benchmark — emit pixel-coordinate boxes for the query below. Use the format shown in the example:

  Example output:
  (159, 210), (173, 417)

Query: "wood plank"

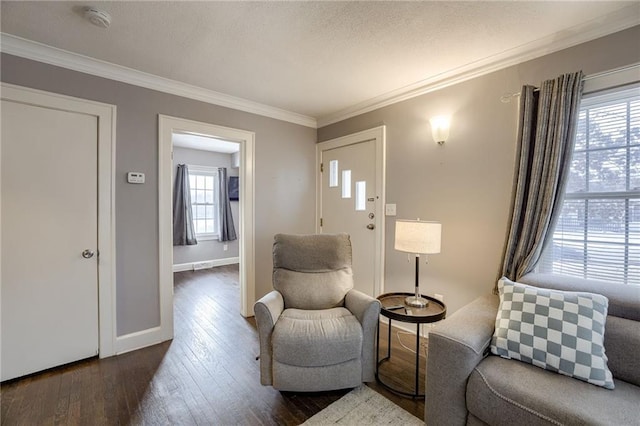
(1, 265), (426, 424)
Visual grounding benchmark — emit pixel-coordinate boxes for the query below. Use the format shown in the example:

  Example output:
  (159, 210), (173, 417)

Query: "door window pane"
(355, 181), (366, 211)
(342, 170), (351, 198)
(329, 160), (338, 188)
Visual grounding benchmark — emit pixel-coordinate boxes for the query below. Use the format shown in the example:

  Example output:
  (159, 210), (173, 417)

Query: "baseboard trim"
(115, 326), (168, 355)
(173, 257), (240, 272)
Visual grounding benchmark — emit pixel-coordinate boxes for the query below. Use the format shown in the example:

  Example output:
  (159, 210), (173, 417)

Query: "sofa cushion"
(491, 278), (614, 389)
(520, 273), (640, 322)
(272, 307), (362, 367)
(604, 315), (640, 387)
(272, 358), (362, 392)
(467, 356), (640, 426)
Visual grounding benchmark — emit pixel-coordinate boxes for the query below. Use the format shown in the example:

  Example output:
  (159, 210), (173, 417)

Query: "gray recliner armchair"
(254, 233), (381, 392)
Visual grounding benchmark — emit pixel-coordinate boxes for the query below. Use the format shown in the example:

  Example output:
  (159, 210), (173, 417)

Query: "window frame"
(538, 79), (640, 285)
(187, 165), (220, 241)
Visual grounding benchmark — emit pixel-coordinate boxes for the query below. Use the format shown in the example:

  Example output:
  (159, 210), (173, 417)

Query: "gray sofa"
(425, 273), (640, 425)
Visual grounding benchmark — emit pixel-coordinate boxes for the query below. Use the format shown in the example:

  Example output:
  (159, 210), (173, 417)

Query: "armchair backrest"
(272, 233), (354, 310)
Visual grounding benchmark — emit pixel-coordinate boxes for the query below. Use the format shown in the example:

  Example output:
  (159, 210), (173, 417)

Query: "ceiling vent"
(84, 7), (111, 28)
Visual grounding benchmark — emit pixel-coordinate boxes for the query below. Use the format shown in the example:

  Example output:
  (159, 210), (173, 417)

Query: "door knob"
(366, 224), (375, 230)
(82, 249), (95, 259)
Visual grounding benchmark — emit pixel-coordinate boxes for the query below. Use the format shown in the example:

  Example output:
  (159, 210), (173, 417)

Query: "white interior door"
(318, 127), (385, 297)
(1, 98), (99, 381)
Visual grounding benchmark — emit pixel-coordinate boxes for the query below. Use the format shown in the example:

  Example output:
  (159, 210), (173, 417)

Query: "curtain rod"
(500, 63), (640, 103)
(186, 164), (223, 171)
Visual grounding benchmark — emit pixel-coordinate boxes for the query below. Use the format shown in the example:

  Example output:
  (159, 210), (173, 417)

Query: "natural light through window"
(189, 166), (219, 239)
(329, 160), (338, 188)
(342, 170), (352, 198)
(539, 85), (640, 285)
(355, 181), (366, 211)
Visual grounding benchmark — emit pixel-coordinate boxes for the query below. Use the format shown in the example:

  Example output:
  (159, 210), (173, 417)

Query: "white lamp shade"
(394, 220), (441, 254)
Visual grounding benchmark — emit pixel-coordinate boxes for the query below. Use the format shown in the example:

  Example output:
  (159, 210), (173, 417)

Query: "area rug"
(301, 385), (423, 425)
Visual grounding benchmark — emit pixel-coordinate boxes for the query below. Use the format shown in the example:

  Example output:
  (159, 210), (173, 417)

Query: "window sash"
(539, 83), (640, 285)
(187, 166), (220, 238)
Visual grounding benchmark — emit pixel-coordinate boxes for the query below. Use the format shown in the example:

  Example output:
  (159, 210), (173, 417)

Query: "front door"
(318, 127), (385, 297)
(1, 96), (100, 381)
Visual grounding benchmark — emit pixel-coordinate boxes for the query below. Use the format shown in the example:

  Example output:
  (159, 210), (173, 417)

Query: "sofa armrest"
(345, 289), (381, 382)
(254, 290), (284, 386)
(425, 294), (499, 426)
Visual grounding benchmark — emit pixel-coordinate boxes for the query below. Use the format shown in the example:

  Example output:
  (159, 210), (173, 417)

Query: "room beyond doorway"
(171, 135), (241, 272)
(158, 115), (256, 344)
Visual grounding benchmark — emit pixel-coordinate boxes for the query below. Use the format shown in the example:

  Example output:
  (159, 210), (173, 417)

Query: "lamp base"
(405, 295), (429, 308)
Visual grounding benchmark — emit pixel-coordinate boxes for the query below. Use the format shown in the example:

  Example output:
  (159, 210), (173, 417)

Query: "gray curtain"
(500, 72), (584, 287)
(173, 164), (197, 246)
(217, 168), (237, 242)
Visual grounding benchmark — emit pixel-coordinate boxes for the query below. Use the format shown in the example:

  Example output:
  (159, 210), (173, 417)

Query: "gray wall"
(172, 147), (240, 265)
(1, 53), (317, 336)
(318, 26), (640, 315)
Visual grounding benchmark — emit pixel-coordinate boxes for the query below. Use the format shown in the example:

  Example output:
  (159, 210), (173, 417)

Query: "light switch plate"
(385, 203), (397, 216)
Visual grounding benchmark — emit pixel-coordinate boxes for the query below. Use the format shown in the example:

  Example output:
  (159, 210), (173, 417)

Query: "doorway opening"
(171, 134), (241, 273)
(158, 115), (255, 342)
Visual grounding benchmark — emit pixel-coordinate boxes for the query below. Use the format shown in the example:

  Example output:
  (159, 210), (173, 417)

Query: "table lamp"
(394, 219), (442, 308)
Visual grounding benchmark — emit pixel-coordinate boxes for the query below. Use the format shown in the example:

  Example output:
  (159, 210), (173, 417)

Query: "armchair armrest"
(254, 290), (284, 385)
(345, 289), (381, 382)
(425, 294), (499, 426)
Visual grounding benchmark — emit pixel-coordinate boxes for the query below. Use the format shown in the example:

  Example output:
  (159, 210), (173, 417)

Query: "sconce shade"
(430, 115), (451, 144)
(394, 220), (441, 254)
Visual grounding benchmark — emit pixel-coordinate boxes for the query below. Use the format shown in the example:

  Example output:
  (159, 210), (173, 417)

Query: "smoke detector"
(84, 7), (111, 28)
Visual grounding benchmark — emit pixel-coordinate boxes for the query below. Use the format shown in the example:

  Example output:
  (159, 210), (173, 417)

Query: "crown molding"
(317, 5), (640, 127)
(3, 3), (638, 132)
(0, 33), (317, 129)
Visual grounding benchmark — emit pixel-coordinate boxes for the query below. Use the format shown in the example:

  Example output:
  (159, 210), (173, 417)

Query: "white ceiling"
(173, 132), (239, 153)
(1, 1), (639, 127)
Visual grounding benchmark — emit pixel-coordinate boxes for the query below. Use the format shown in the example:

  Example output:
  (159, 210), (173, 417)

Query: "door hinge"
(320, 163), (323, 173)
(320, 218), (323, 227)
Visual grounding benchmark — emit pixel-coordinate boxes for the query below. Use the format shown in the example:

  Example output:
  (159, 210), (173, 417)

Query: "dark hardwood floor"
(1, 265), (426, 425)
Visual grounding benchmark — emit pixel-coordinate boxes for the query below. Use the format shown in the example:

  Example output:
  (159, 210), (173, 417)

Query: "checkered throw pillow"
(491, 277), (614, 389)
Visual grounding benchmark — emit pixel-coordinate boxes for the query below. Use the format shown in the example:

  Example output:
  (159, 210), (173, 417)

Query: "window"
(539, 84), (640, 285)
(188, 166), (219, 240)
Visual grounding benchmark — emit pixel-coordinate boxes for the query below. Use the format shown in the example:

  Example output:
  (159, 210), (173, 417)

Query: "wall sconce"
(430, 115), (451, 145)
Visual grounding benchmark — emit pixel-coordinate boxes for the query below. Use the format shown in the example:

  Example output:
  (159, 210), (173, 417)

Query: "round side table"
(376, 292), (446, 398)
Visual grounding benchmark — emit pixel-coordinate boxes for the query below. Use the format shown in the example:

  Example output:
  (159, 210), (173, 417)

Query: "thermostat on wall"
(127, 172), (145, 184)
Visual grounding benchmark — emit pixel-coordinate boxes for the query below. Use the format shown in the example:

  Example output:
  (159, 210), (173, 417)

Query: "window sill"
(196, 233), (219, 241)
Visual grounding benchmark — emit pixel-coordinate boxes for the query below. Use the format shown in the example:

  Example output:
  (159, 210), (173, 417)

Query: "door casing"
(316, 126), (386, 296)
(0, 82), (116, 358)
(158, 115), (256, 327)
